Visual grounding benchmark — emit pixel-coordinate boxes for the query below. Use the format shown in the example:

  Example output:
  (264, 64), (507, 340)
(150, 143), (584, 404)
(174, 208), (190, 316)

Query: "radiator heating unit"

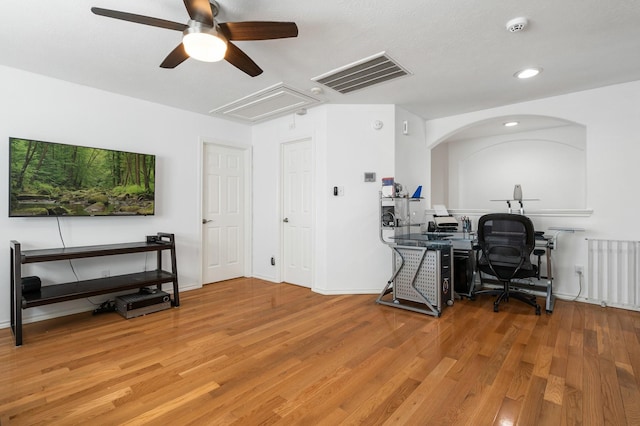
(587, 239), (639, 310)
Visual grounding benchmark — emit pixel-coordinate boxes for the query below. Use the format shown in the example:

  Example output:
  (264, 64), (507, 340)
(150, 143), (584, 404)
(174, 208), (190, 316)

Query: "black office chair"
(474, 213), (541, 315)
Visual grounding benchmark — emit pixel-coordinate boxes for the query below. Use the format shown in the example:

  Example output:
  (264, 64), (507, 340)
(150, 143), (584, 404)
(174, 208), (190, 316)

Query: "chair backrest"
(477, 213), (535, 278)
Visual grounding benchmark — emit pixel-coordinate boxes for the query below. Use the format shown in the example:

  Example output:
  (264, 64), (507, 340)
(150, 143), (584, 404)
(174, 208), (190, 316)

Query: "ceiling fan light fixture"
(183, 23), (227, 62)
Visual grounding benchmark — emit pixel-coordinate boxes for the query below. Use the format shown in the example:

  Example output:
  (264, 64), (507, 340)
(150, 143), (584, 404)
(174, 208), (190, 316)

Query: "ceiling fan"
(91, 0), (298, 77)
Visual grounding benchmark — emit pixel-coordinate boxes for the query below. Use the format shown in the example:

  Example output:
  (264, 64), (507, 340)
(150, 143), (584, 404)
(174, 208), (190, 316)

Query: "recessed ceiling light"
(504, 121), (519, 127)
(514, 68), (542, 79)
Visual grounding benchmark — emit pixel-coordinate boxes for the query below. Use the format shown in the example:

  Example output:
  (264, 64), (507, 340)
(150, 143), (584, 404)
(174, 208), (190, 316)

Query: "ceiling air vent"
(311, 52), (411, 94)
(210, 83), (321, 123)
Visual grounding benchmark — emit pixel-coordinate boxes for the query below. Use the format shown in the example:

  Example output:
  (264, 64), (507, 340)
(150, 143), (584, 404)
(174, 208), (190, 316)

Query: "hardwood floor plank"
(561, 385), (583, 426)
(616, 363), (640, 425)
(583, 315), (605, 425)
(537, 399), (563, 426)
(0, 278), (639, 424)
(381, 356), (457, 424)
(518, 375), (547, 425)
(544, 374), (565, 405)
(598, 349), (628, 425)
(492, 396), (521, 426)
(506, 360), (534, 401)
(467, 341), (526, 425)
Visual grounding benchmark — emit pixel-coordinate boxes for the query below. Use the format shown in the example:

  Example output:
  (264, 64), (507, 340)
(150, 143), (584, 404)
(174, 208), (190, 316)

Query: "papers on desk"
(433, 204), (449, 216)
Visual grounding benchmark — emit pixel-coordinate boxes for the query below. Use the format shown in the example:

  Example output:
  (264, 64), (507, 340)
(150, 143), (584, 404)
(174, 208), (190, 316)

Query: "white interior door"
(202, 143), (244, 283)
(282, 139), (313, 287)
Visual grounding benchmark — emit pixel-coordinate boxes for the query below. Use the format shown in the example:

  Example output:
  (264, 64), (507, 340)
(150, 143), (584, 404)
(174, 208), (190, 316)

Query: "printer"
(430, 204), (459, 231)
(434, 216), (459, 231)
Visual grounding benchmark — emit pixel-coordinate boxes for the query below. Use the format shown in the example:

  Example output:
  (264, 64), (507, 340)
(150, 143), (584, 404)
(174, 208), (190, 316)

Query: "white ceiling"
(1, 0), (640, 121)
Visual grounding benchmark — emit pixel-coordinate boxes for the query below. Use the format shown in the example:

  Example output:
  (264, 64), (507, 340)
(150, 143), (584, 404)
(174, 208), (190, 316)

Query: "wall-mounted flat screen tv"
(9, 137), (155, 217)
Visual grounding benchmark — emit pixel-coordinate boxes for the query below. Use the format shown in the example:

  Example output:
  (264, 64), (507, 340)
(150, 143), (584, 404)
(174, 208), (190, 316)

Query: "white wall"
(324, 105), (396, 294)
(430, 143), (449, 207)
(252, 104), (396, 294)
(0, 65), (251, 328)
(394, 107), (429, 196)
(446, 125), (586, 210)
(425, 80), (640, 308)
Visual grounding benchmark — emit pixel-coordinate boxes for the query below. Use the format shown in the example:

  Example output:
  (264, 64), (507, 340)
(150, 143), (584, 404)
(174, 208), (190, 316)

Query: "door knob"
(202, 219), (212, 224)
(283, 218), (289, 223)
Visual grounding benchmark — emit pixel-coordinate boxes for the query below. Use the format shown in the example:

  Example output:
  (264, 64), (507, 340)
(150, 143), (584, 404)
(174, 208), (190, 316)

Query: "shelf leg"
(11, 242), (23, 346)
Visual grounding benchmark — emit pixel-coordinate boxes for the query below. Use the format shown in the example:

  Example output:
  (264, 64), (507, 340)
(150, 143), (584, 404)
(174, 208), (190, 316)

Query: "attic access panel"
(210, 83), (320, 122)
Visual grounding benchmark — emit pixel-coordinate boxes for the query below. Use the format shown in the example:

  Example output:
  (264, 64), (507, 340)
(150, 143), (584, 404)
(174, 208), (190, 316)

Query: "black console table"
(10, 232), (179, 346)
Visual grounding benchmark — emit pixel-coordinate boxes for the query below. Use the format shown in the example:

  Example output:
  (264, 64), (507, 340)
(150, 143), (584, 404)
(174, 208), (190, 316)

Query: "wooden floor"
(1, 278), (639, 425)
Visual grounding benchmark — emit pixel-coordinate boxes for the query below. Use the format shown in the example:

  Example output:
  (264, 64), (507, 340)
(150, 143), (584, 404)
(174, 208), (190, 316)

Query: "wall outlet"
(270, 257), (276, 266)
(575, 265), (584, 274)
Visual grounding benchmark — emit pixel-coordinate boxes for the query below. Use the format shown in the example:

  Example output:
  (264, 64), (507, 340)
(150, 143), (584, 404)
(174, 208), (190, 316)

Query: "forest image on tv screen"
(9, 137), (155, 217)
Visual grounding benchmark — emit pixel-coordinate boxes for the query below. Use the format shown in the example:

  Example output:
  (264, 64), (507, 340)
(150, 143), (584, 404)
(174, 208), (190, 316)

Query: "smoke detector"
(506, 17), (528, 33)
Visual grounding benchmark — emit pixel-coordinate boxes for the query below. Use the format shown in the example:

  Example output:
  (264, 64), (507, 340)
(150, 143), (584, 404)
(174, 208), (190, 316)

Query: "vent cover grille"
(311, 52), (411, 94)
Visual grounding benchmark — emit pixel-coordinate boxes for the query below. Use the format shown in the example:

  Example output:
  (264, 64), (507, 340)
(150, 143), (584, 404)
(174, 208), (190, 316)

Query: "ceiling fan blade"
(218, 22), (298, 41)
(160, 44), (190, 68)
(224, 42), (263, 77)
(182, 0), (214, 26)
(91, 7), (187, 31)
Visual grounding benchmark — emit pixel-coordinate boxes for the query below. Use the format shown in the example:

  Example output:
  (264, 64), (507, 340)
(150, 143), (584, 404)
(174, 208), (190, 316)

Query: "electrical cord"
(54, 218), (148, 308)
(572, 270), (583, 301)
(55, 216), (79, 282)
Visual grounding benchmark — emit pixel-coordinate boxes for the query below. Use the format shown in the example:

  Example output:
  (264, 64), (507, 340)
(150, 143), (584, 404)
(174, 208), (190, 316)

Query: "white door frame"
(279, 137), (315, 288)
(199, 139), (252, 285)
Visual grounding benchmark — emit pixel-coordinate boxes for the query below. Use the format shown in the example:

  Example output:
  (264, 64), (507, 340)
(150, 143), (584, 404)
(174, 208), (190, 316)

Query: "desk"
(390, 232), (477, 299)
(381, 230), (556, 314)
(376, 234), (454, 317)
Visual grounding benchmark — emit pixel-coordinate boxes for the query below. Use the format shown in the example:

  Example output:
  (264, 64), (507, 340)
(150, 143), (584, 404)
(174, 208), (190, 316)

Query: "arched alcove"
(430, 115), (586, 211)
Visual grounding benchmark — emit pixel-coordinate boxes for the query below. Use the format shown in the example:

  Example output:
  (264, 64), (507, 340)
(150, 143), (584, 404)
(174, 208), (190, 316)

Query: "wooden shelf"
(20, 241), (173, 263)
(10, 233), (179, 346)
(22, 270), (176, 308)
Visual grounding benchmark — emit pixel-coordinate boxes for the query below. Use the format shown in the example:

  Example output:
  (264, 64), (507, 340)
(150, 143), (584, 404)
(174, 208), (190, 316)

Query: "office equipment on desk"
(513, 184), (523, 201)
(434, 216), (459, 231)
(490, 198), (540, 214)
(381, 177), (395, 197)
(379, 191), (424, 234)
(490, 186), (539, 214)
(447, 231), (477, 299)
(432, 204), (459, 231)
